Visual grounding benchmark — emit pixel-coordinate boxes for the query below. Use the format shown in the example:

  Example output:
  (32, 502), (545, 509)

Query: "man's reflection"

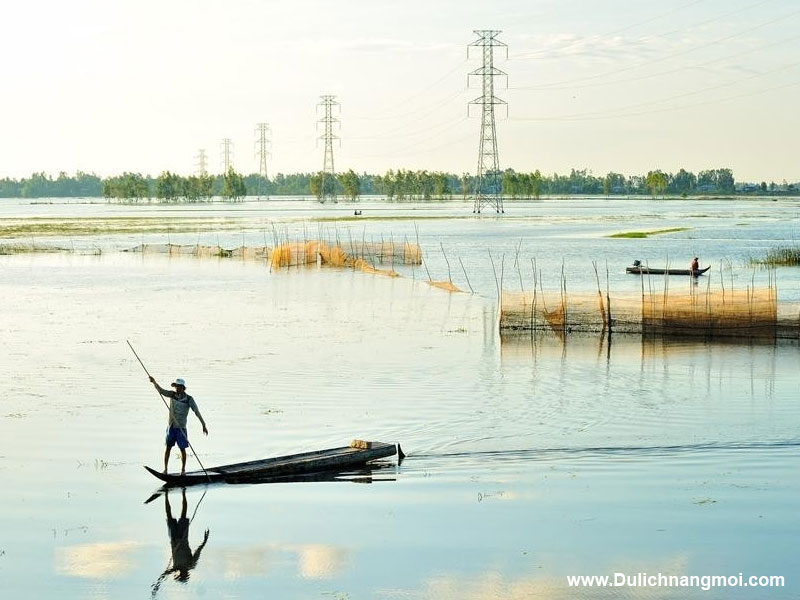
(152, 488), (209, 595)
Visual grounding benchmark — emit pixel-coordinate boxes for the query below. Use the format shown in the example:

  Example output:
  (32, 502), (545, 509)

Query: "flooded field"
(1, 197), (799, 598)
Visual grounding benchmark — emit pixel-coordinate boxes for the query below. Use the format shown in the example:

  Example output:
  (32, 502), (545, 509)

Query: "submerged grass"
(750, 246), (800, 266)
(608, 227), (690, 238)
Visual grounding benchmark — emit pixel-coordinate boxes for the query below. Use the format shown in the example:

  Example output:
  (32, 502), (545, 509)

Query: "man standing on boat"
(690, 256), (700, 274)
(149, 376), (208, 475)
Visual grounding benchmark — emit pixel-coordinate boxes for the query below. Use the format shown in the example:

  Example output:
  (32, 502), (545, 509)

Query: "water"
(1, 198), (799, 598)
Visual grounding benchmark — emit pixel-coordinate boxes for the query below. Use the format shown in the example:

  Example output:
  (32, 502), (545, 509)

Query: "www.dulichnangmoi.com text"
(567, 573), (784, 592)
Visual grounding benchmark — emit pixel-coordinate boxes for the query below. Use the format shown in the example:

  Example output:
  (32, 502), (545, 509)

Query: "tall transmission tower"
(468, 30), (507, 214)
(255, 123), (271, 199)
(220, 138), (233, 172)
(317, 95), (339, 203)
(195, 149), (208, 177)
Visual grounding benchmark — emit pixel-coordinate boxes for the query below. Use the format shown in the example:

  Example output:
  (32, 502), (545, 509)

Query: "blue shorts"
(165, 426), (189, 450)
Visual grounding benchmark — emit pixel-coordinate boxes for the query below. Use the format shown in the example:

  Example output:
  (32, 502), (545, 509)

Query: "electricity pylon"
(220, 138), (233, 172)
(195, 149), (208, 177)
(255, 123), (271, 199)
(317, 95), (339, 203)
(468, 30), (507, 214)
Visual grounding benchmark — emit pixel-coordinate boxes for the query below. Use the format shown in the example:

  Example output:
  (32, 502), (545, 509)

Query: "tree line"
(1, 167), (797, 200)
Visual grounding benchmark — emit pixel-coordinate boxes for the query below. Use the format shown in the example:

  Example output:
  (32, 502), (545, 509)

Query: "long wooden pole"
(127, 340), (210, 480)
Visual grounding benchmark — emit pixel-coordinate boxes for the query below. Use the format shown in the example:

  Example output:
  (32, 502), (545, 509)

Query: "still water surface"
(1, 198), (799, 598)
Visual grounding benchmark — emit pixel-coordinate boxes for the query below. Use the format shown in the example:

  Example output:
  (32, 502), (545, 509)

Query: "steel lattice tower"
(317, 95), (339, 203)
(220, 138), (233, 172)
(255, 123), (271, 199)
(468, 30), (507, 214)
(194, 149), (208, 177)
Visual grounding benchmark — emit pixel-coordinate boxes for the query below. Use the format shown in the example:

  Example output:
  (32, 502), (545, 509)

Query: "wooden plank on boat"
(145, 441), (399, 486)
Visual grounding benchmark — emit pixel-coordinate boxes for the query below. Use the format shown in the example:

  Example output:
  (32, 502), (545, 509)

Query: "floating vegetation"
(0, 216), (254, 238)
(0, 242), (68, 254)
(607, 227), (690, 238)
(427, 280), (461, 292)
(750, 246), (800, 266)
(693, 497), (717, 505)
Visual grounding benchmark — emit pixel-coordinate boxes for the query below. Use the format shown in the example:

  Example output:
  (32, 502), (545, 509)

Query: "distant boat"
(145, 440), (401, 487)
(626, 265), (711, 276)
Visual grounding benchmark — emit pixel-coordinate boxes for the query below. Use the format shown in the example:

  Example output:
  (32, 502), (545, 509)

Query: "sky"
(1, 0), (799, 182)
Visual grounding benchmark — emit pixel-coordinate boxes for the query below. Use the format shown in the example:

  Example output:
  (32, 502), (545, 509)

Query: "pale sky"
(1, 0), (799, 182)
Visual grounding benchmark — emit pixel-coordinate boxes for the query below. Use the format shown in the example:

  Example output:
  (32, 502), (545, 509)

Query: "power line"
(509, 0), (710, 61)
(346, 90), (467, 141)
(349, 117), (469, 160)
(510, 30), (800, 92)
(512, 2), (799, 92)
(509, 71), (800, 123)
(351, 58), (468, 121)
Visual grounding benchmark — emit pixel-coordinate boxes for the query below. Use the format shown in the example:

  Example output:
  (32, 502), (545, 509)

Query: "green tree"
(671, 168), (696, 195)
(530, 170), (543, 200)
(502, 170), (520, 199)
(309, 173), (323, 201)
(155, 171), (181, 202)
(432, 172), (451, 198)
(221, 167), (246, 201)
(716, 168), (735, 194)
(645, 170), (668, 197)
(339, 169), (361, 201)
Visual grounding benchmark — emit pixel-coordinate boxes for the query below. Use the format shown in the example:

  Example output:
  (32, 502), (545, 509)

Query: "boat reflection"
(151, 488), (209, 597)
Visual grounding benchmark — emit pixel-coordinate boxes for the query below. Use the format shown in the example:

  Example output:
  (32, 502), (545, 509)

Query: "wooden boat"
(145, 440), (401, 486)
(626, 265), (711, 276)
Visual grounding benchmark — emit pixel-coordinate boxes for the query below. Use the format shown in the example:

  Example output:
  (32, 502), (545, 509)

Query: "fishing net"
(125, 243), (271, 260)
(501, 282), (798, 339)
(124, 240), (425, 282)
(269, 241), (320, 268)
(336, 240), (422, 265)
(268, 240), (406, 278)
(641, 287), (778, 337)
(501, 291), (642, 335)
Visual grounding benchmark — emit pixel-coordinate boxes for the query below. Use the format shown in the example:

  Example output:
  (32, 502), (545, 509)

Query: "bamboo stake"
(488, 249), (499, 300)
(605, 260), (612, 333)
(440, 243), (453, 283)
(593, 261), (606, 329)
(458, 256), (474, 293)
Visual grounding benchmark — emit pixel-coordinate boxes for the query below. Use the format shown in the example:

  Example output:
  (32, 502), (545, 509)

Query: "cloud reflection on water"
(55, 541), (142, 579)
(213, 543), (348, 580)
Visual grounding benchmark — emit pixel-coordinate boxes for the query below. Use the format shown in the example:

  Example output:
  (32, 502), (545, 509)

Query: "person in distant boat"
(149, 376), (208, 475)
(690, 257), (700, 273)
